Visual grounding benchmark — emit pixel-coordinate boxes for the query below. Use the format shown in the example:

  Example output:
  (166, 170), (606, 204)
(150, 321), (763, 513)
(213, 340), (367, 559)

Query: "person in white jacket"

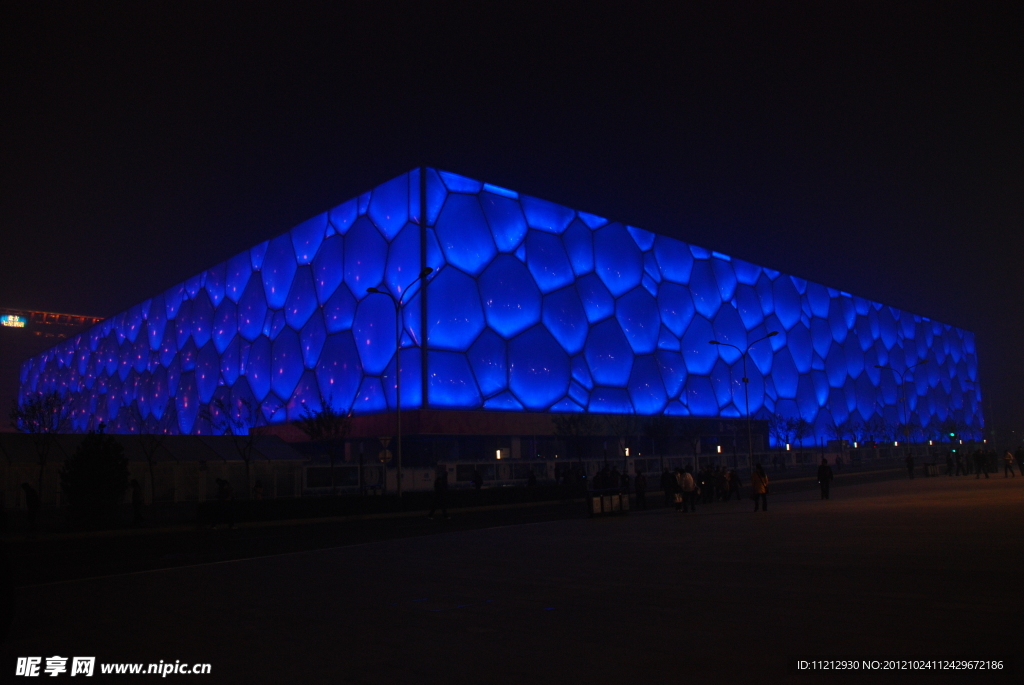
(676, 467), (697, 513)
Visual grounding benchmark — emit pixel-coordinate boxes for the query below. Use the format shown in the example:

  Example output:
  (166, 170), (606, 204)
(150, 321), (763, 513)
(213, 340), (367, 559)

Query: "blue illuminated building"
(19, 168), (983, 445)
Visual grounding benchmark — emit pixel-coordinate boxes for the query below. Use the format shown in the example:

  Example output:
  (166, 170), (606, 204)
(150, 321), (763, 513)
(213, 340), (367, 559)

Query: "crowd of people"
(555, 459), (782, 513)
(656, 465), (749, 507)
(572, 444), (1024, 516)
(941, 447), (1024, 478)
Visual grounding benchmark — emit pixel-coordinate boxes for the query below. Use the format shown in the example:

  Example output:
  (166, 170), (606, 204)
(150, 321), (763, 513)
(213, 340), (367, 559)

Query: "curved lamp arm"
(709, 331), (777, 354)
(367, 267), (434, 306)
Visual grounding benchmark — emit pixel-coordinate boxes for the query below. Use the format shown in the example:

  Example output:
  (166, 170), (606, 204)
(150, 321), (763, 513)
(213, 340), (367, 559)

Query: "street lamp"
(367, 266), (434, 500)
(963, 379), (986, 445)
(874, 361), (927, 448)
(709, 331), (778, 470)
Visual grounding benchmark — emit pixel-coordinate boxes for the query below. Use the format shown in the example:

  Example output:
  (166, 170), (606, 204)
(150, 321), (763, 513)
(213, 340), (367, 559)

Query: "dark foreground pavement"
(4, 473), (1023, 683)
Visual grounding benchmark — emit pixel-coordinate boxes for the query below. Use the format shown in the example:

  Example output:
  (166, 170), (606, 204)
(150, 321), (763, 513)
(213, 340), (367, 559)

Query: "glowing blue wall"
(19, 168), (983, 442)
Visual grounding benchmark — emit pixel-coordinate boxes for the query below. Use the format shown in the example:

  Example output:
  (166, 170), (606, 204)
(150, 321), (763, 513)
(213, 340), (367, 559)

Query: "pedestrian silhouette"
(817, 458), (834, 500)
(673, 468), (685, 511)
(634, 468), (647, 510)
(680, 467), (697, 512)
(752, 464), (769, 512)
(428, 467), (449, 520)
(728, 469), (742, 501)
(974, 450), (989, 479)
(1003, 451), (1016, 478)
(955, 452), (966, 476)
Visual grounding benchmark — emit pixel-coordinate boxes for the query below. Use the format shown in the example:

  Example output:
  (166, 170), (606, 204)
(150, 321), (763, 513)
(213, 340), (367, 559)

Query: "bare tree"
(826, 418), (845, 445)
(876, 417), (898, 444)
(200, 397), (265, 498)
(793, 418), (812, 450)
(643, 415), (676, 472)
(862, 415), (887, 445)
(10, 391), (72, 495)
(551, 413), (602, 465)
(826, 417), (849, 464)
(767, 413), (788, 451)
(675, 419), (704, 467)
(939, 417), (966, 444)
(843, 418), (861, 445)
(605, 414), (640, 467)
(292, 396), (351, 493)
(895, 418), (922, 445)
(126, 401), (170, 503)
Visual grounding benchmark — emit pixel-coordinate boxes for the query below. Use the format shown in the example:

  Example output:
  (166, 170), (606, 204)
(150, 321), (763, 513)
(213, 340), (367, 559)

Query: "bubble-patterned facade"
(18, 168), (983, 443)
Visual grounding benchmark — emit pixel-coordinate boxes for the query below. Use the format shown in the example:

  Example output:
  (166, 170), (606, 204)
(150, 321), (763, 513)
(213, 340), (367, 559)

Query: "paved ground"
(3, 473), (1022, 683)
(1, 466), (909, 588)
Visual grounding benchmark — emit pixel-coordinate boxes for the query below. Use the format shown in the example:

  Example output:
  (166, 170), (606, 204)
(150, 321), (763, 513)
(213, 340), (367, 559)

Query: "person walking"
(715, 468), (728, 502)
(428, 466), (450, 520)
(955, 452), (967, 476)
(700, 467), (713, 505)
(817, 458), (834, 500)
(974, 450), (989, 479)
(726, 469), (742, 501)
(680, 467), (697, 512)
(751, 464), (769, 512)
(905, 453), (915, 479)
(672, 469), (685, 511)
(634, 468), (647, 510)
(1003, 451), (1016, 478)
(945, 451), (955, 476)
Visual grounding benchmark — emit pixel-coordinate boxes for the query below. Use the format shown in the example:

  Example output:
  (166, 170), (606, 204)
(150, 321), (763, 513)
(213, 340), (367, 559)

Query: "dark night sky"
(2, 2), (1021, 439)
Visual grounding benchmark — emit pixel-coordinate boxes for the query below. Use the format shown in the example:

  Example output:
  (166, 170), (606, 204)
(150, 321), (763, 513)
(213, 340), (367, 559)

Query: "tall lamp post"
(367, 266), (434, 499)
(709, 331), (778, 470)
(874, 361), (927, 448)
(963, 379), (984, 446)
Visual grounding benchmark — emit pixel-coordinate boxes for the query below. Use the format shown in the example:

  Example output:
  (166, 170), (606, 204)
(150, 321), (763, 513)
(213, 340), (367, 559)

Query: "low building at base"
(1, 308), (103, 429)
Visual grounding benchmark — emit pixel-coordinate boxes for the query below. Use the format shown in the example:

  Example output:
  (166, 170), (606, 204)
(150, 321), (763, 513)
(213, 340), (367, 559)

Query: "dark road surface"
(3, 471), (1022, 683)
(5, 466), (908, 588)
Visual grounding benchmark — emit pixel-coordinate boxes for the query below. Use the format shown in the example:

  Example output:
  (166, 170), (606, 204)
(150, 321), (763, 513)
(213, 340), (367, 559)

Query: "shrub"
(60, 431), (130, 528)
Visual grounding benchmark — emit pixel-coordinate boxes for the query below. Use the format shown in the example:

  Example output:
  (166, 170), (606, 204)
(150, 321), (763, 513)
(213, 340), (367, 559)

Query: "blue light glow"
(594, 223), (643, 298)
(479, 255), (541, 338)
(19, 168), (982, 443)
(508, 325), (570, 410)
(479, 192), (528, 253)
